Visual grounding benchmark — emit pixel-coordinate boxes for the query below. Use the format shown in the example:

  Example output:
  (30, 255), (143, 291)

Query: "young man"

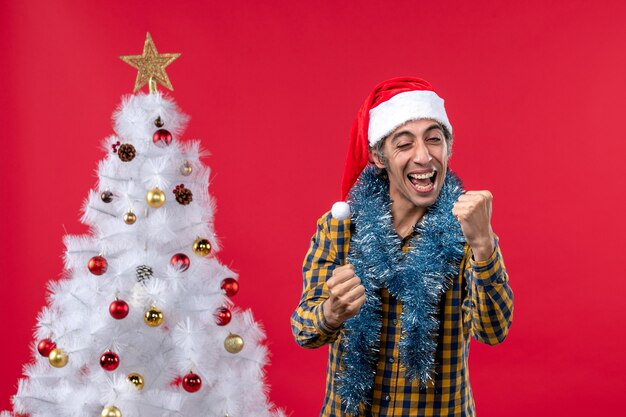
(291, 77), (514, 416)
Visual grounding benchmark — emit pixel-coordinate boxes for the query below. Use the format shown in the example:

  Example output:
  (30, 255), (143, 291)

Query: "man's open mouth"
(408, 170), (436, 192)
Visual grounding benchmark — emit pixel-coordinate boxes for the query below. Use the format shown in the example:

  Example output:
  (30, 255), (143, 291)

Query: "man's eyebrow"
(424, 124), (444, 135)
(390, 130), (415, 143)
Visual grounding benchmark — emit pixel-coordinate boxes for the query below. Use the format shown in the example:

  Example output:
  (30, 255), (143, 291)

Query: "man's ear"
(370, 150), (386, 169)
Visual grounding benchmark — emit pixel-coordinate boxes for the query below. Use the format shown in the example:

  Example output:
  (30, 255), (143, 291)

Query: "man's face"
(372, 119), (449, 211)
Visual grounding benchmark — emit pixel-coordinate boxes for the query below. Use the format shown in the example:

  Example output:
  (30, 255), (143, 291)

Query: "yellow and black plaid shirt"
(291, 212), (514, 416)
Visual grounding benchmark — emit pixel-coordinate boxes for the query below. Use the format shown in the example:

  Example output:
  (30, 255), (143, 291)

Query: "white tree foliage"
(7, 93), (284, 417)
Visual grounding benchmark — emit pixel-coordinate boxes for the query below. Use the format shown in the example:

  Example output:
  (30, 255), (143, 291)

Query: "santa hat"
(340, 77), (452, 199)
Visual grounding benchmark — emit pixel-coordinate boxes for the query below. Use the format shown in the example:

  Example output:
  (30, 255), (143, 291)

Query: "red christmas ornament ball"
(88, 256), (108, 275)
(215, 307), (232, 326)
(182, 372), (202, 393)
(109, 299), (129, 320)
(100, 351), (120, 371)
(221, 278), (239, 297)
(37, 338), (56, 357)
(153, 129), (172, 147)
(170, 253), (190, 272)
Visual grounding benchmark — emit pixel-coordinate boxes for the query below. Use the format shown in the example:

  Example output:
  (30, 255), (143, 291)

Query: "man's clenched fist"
(452, 190), (496, 261)
(322, 264), (366, 329)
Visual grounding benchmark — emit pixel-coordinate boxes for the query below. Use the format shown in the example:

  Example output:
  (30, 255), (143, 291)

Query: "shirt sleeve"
(290, 212), (347, 348)
(462, 240), (514, 345)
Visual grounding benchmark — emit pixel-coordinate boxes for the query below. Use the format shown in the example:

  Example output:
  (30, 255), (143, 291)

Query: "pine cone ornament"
(118, 144), (136, 162)
(136, 265), (153, 284)
(173, 184), (193, 205)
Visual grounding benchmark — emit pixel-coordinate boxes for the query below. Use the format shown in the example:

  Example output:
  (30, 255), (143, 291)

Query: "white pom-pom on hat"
(331, 201), (351, 220)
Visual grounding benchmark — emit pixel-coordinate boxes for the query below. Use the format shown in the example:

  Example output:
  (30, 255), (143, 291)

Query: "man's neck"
(390, 197), (426, 239)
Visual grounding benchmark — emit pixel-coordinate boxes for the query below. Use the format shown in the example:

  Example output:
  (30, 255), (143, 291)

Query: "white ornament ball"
(331, 201), (351, 220)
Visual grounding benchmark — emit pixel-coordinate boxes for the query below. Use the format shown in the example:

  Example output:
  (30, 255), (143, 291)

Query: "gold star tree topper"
(120, 33), (181, 93)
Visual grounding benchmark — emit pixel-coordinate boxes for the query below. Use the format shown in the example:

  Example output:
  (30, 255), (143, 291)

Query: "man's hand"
(452, 190), (496, 261)
(322, 264), (366, 329)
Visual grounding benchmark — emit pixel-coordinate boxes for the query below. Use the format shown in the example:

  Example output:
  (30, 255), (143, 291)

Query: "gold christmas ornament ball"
(180, 160), (193, 176)
(48, 348), (69, 368)
(146, 188), (166, 208)
(127, 373), (145, 390)
(123, 211), (137, 225)
(101, 405), (122, 417)
(144, 306), (164, 327)
(224, 334), (244, 354)
(192, 238), (212, 257)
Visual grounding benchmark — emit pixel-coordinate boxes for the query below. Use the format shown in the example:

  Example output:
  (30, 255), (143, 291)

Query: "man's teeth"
(408, 171), (435, 180)
(413, 182), (433, 191)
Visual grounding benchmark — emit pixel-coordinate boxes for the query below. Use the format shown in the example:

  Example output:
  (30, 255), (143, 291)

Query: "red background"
(1, 1), (625, 415)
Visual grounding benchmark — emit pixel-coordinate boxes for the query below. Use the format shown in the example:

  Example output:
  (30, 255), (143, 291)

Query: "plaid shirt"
(291, 212), (514, 416)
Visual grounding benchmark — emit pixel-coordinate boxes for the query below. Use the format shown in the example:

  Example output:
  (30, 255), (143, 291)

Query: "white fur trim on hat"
(368, 90), (452, 146)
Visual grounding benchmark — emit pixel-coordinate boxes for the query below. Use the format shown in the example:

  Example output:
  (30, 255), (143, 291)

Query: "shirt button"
(384, 395), (391, 401)
(388, 357), (394, 363)
(392, 318), (398, 325)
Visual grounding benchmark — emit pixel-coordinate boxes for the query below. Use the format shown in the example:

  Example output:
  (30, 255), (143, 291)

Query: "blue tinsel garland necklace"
(337, 166), (466, 415)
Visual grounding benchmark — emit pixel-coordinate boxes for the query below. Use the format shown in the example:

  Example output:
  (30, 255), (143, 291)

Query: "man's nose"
(412, 141), (432, 165)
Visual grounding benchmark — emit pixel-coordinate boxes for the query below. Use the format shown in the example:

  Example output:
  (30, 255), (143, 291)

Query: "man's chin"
(409, 187), (442, 208)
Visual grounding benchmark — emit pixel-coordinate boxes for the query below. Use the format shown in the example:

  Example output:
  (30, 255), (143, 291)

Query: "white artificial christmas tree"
(2, 34), (283, 417)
